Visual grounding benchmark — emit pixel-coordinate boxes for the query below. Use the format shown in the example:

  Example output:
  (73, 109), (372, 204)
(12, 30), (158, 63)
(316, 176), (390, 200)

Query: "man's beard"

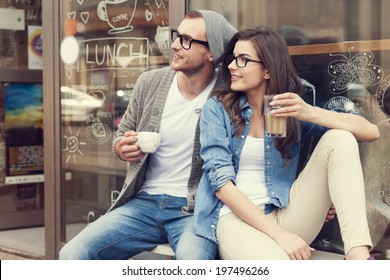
(171, 60), (205, 75)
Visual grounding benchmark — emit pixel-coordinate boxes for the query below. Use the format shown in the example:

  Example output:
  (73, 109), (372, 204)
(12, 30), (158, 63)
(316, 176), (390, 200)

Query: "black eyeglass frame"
(226, 54), (264, 68)
(171, 29), (209, 50)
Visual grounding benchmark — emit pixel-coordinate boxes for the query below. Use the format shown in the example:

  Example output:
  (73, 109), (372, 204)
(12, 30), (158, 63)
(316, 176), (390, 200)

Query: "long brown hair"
(217, 26), (303, 162)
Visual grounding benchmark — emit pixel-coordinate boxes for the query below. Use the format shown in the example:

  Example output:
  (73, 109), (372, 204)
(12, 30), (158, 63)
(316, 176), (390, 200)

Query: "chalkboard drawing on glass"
(97, 0), (137, 34)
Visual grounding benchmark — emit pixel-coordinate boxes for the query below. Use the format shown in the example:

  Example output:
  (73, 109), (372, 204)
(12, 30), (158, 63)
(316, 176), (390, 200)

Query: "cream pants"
(217, 129), (373, 259)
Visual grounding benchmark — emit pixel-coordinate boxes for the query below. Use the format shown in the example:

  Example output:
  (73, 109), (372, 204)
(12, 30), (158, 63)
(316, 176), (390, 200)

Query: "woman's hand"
(269, 92), (314, 122)
(115, 130), (145, 162)
(274, 230), (315, 260)
(270, 92), (380, 142)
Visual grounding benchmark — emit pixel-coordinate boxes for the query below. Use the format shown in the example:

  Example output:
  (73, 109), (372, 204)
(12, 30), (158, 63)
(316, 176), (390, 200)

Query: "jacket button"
(152, 108), (159, 115)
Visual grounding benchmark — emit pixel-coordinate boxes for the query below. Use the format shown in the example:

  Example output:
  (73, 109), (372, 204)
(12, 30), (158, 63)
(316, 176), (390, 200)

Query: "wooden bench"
(145, 243), (344, 260)
(148, 243), (174, 259)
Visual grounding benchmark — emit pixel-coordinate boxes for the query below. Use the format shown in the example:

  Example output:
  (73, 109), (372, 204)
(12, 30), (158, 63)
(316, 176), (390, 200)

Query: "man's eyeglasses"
(226, 54), (263, 68)
(171, 29), (209, 50)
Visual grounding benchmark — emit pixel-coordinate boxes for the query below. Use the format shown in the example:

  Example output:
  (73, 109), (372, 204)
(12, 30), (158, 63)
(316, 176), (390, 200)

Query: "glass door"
(56, 0), (171, 251)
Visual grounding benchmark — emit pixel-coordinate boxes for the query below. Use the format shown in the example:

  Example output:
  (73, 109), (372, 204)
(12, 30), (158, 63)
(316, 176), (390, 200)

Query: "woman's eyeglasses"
(226, 54), (263, 68)
(171, 29), (209, 50)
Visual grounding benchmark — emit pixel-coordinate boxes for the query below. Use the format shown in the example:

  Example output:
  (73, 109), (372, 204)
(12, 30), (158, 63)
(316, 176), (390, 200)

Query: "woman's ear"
(265, 72), (270, 79)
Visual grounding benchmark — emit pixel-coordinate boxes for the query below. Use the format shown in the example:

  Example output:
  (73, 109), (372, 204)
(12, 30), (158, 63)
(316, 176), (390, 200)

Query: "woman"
(192, 26), (380, 260)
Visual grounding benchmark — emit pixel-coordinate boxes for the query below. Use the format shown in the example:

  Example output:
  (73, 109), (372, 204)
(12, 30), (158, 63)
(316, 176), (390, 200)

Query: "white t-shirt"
(141, 72), (218, 197)
(220, 136), (271, 217)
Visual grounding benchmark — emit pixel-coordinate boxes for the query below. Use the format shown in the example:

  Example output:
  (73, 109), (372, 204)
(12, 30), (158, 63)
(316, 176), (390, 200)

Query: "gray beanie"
(198, 10), (237, 68)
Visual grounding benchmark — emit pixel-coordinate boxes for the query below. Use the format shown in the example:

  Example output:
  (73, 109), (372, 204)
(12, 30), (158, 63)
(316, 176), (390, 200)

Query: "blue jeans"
(59, 192), (216, 260)
(175, 224), (218, 260)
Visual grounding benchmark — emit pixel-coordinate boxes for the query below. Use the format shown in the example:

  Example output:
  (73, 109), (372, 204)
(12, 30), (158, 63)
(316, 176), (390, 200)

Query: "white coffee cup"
(136, 131), (161, 153)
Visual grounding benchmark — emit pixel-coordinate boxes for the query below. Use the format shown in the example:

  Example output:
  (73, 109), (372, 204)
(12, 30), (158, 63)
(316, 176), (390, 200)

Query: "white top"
(220, 136), (271, 217)
(141, 72), (218, 197)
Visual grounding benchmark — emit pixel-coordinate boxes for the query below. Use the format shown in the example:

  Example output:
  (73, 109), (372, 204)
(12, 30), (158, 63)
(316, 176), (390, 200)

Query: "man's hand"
(325, 203), (336, 222)
(115, 130), (145, 162)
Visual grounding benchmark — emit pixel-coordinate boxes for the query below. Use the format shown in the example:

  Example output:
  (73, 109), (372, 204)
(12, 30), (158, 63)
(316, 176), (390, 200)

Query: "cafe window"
(189, 0), (390, 259)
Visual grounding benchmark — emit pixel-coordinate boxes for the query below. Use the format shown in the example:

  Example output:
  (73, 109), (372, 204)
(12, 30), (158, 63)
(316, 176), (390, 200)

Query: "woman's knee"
(322, 129), (358, 151)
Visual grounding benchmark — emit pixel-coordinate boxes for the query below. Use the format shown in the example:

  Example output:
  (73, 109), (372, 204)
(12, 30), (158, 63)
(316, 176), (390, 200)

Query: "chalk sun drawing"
(328, 49), (383, 94)
(62, 126), (87, 163)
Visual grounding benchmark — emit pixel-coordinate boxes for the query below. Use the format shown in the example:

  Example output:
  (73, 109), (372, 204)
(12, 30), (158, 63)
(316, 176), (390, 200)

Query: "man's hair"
(184, 10), (203, 19)
(185, 10), (237, 68)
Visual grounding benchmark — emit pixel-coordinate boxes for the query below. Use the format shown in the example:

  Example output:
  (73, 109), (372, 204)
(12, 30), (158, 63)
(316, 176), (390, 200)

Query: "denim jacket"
(193, 95), (327, 243)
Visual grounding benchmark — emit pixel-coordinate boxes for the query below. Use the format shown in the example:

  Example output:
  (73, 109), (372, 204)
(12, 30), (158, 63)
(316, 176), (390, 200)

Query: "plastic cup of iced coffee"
(264, 94), (287, 138)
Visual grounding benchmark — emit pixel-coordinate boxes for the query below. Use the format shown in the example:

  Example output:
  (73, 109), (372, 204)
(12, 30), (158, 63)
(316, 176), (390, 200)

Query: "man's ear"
(207, 52), (214, 63)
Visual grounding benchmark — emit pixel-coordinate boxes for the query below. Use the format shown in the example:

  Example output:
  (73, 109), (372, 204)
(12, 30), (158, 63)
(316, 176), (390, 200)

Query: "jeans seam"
(90, 226), (165, 259)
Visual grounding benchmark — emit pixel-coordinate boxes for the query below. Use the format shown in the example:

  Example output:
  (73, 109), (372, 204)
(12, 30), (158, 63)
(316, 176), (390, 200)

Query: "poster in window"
(4, 83), (44, 184)
(28, 25), (43, 69)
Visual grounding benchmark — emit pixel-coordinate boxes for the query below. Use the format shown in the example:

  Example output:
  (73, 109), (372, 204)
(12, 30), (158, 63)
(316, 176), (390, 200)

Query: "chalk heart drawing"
(77, 0), (84, 5)
(145, 9), (153, 21)
(67, 11), (76, 19)
(97, 0), (137, 34)
(155, 0), (162, 8)
(80, 11), (89, 24)
(65, 67), (73, 80)
(328, 49), (384, 94)
(116, 55), (133, 68)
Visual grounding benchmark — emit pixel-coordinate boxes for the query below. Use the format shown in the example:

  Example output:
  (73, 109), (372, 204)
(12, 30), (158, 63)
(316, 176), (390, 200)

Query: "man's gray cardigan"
(110, 66), (225, 213)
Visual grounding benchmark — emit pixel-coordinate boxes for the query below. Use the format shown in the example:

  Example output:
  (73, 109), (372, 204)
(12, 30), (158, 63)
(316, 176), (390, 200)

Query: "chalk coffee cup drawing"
(264, 94), (287, 138)
(136, 132), (161, 153)
(155, 25), (170, 56)
(97, 0), (137, 34)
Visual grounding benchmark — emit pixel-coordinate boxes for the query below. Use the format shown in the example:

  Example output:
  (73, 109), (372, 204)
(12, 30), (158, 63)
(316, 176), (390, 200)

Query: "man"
(59, 10), (237, 260)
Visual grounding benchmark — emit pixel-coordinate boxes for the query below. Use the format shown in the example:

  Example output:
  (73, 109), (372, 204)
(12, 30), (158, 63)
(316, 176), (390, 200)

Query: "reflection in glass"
(59, 0), (170, 242)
